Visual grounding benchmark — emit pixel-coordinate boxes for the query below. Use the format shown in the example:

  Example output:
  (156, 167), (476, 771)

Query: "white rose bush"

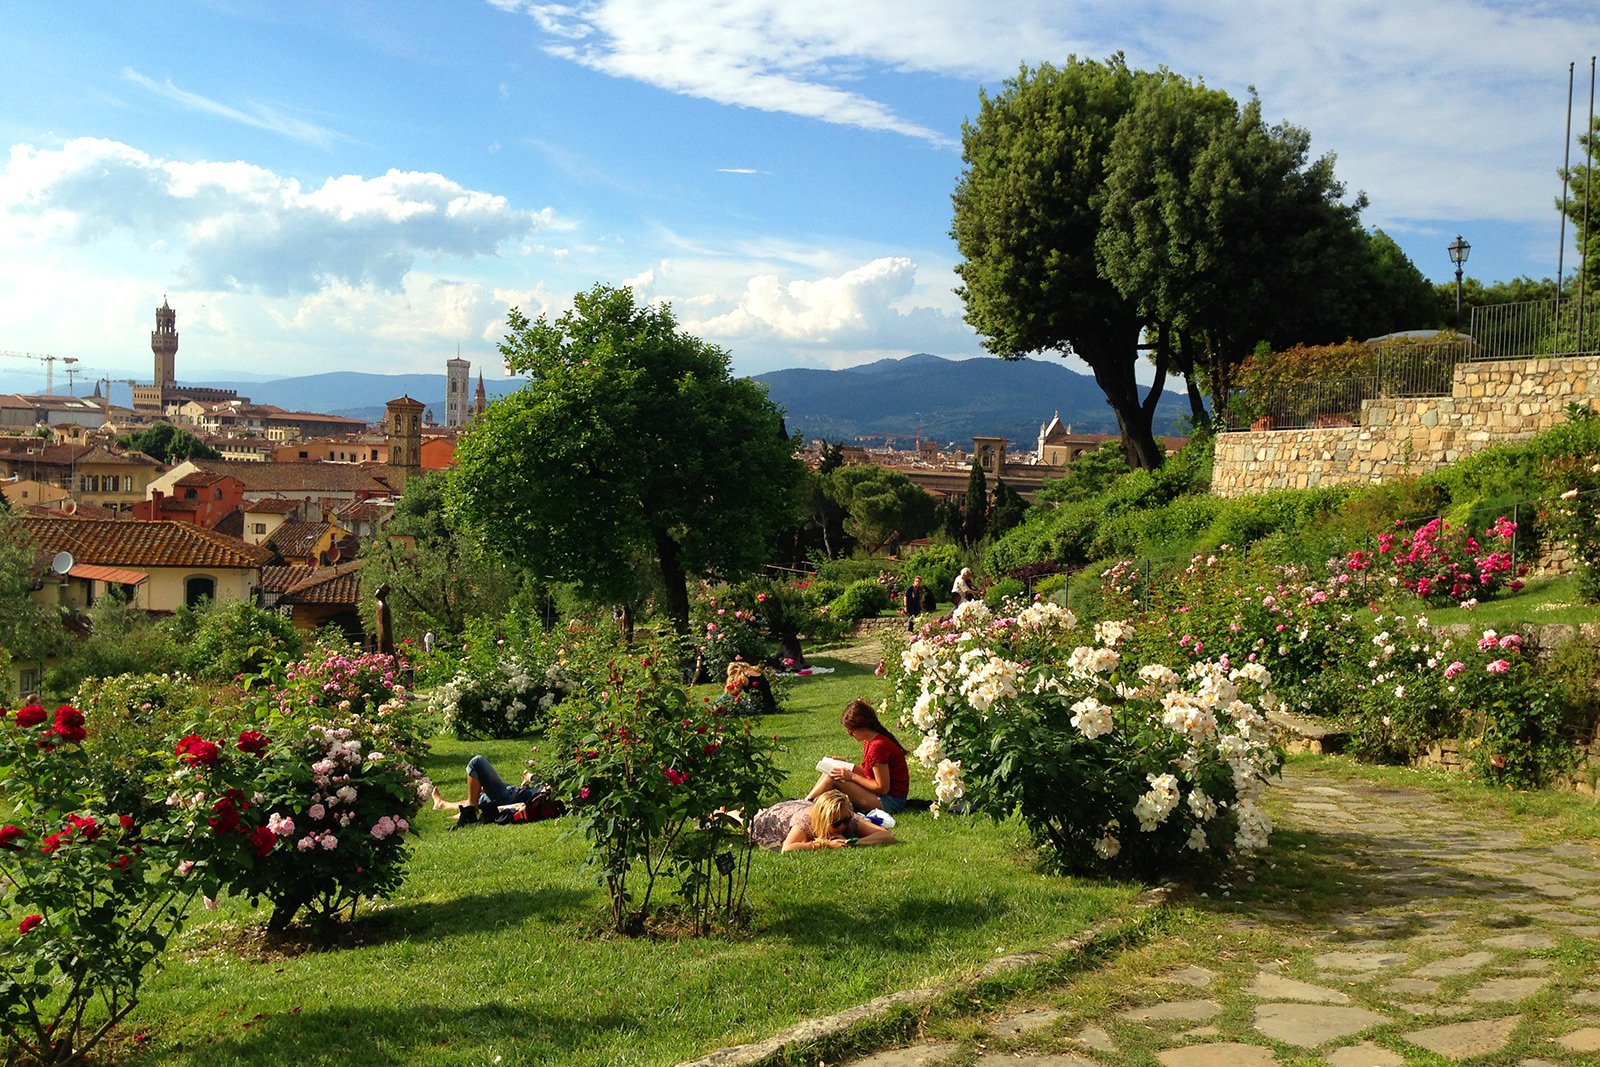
(884, 598), (1283, 880)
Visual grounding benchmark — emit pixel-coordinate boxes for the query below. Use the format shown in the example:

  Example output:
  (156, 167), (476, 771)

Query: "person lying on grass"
(804, 698), (910, 815)
(778, 790), (896, 852)
(431, 754), (545, 813)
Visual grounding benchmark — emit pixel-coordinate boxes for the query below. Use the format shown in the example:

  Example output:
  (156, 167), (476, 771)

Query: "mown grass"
(114, 651), (1138, 1067)
(1394, 574), (1600, 628)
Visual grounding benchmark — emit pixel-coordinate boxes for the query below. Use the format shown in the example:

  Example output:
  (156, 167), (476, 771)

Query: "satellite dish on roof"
(50, 551), (74, 576)
(60, 500), (77, 516)
(326, 545), (342, 564)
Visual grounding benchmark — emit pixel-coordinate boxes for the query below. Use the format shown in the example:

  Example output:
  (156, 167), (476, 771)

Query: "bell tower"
(151, 296), (178, 395)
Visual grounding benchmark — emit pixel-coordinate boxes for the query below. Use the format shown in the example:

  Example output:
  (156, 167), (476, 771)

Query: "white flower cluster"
(887, 608), (1282, 868)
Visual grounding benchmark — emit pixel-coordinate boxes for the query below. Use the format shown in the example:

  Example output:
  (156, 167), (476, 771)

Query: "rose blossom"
(1485, 659), (1511, 674)
(18, 915), (43, 935)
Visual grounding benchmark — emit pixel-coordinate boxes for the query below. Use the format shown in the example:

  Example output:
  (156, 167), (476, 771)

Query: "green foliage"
(884, 599), (1282, 879)
(179, 600), (303, 683)
(824, 464), (938, 554)
(0, 510), (66, 691)
(74, 671), (220, 818)
(828, 578), (893, 625)
(537, 646), (784, 934)
(0, 702), (198, 1065)
(448, 286), (804, 643)
(42, 593), (180, 699)
(427, 616), (576, 739)
(982, 577), (1024, 609)
(170, 649), (428, 937)
(963, 460), (988, 546)
(898, 543), (963, 605)
(117, 422), (221, 464)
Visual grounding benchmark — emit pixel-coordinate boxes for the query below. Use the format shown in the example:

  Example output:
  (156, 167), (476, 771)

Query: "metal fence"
(1223, 294), (1600, 432)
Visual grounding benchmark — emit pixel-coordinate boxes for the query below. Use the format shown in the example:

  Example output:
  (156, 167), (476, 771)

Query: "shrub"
(1539, 459), (1600, 603)
(1344, 515), (1524, 606)
(693, 594), (766, 682)
(180, 601), (303, 683)
(899, 544), (963, 606)
(883, 600), (1282, 880)
(0, 703), (198, 1064)
(75, 671), (222, 818)
(828, 578), (892, 625)
(171, 654), (428, 936)
(983, 578), (1025, 609)
(538, 648), (783, 934)
(41, 595), (181, 700)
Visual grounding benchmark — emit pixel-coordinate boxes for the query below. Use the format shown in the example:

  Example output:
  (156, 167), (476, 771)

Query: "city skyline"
(1, 1), (1595, 390)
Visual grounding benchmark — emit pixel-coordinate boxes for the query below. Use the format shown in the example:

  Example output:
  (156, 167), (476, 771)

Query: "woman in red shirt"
(805, 699), (910, 814)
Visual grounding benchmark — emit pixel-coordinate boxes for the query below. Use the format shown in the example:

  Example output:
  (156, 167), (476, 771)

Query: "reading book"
(815, 756), (853, 775)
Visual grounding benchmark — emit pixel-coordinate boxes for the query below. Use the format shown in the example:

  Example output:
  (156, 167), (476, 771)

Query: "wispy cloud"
(716, 167), (765, 175)
(123, 68), (344, 149)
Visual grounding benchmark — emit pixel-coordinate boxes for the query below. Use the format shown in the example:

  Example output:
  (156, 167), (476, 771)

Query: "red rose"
(235, 730), (269, 757)
(50, 705), (86, 743)
(663, 768), (688, 786)
(14, 705), (46, 729)
(208, 797), (241, 835)
(119, 814), (135, 831)
(18, 915), (43, 935)
(175, 735), (221, 768)
(0, 824), (23, 850)
(65, 813), (100, 840)
(40, 832), (65, 854)
(248, 826), (276, 857)
(108, 854), (132, 870)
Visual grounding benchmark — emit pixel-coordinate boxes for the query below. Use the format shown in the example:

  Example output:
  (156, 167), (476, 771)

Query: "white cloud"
(123, 68), (343, 149)
(0, 138), (561, 295)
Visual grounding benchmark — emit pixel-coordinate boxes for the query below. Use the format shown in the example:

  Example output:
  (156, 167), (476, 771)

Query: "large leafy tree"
(825, 464), (937, 554)
(118, 422), (221, 463)
(0, 507), (66, 693)
(448, 285), (804, 644)
(952, 57), (1163, 468)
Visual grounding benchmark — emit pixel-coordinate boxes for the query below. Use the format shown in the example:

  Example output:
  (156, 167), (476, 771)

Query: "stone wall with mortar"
(1212, 355), (1600, 498)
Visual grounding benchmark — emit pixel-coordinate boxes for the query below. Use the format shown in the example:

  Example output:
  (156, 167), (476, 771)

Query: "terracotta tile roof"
(67, 563), (149, 586)
(261, 564), (319, 594)
(174, 470), (237, 488)
(333, 499), (389, 523)
(278, 560), (365, 606)
(188, 460), (392, 495)
(213, 507), (244, 539)
(264, 519), (339, 561)
(17, 517), (272, 570)
(243, 497), (301, 515)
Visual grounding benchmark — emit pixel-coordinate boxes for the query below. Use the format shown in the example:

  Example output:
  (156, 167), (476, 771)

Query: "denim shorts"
(878, 794), (908, 814)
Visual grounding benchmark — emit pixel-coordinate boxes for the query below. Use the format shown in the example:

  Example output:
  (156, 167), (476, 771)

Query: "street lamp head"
(1448, 235), (1471, 267)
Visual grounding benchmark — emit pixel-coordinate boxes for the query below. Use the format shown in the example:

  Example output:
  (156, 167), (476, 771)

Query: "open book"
(815, 756), (854, 775)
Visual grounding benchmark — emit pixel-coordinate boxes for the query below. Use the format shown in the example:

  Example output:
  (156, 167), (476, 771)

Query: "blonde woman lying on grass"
(754, 790), (897, 852)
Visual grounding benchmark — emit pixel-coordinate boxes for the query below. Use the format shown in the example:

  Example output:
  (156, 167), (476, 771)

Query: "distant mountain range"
(5, 354), (1192, 445)
(754, 354), (1192, 446)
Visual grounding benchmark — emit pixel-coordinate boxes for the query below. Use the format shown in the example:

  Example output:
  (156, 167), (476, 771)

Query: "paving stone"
(1117, 999), (1221, 1023)
(1511, 958), (1552, 971)
(1324, 1042), (1405, 1067)
(1311, 950), (1410, 972)
(1556, 1027), (1600, 1052)
(1534, 863), (1598, 882)
(1461, 975), (1552, 1002)
(1570, 924), (1600, 937)
(1242, 974), (1350, 1003)
(1518, 1059), (1563, 1067)
(1569, 894), (1600, 908)
(1070, 1026), (1115, 1053)
(848, 1043), (960, 1067)
(973, 1055), (1098, 1066)
(1404, 935), (1468, 951)
(1481, 931), (1558, 949)
(1531, 909), (1594, 923)
(1403, 1015), (1520, 1059)
(1572, 989), (1600, 1007)
(989, 1008), (1061, 1036)
(1156, 1043), (1281, 1067)
(1410, 951), (1497, 977)
(1252, 1003), (1390, 1047)
(1161, 965), (1219, 989)
(1383, 977), (1441, 996)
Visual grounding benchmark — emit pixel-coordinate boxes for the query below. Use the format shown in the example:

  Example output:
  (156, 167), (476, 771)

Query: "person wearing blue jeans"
(432, 754), (541, 813)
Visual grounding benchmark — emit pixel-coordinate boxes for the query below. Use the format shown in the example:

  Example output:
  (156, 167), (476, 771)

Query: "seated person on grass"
(804, 699), (909, 815)
(725, 655), (777, 710)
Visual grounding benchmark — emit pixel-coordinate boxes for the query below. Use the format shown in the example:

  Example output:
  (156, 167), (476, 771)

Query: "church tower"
(444, 356), (470, 428)
(473, 369), (487, 418)
(385, 395), (425, 494)
(152, 297), (178, 395)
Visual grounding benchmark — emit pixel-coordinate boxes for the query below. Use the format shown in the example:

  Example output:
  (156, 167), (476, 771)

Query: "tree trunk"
(1081, 318), (1166, 470)
(654, 530), (692, 664)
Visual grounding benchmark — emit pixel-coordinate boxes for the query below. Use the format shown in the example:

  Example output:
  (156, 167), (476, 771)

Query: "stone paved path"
(833, 763), (1600, 1066)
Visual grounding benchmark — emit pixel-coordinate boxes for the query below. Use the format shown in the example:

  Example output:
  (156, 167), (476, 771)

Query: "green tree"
(118, 422), (222, 464)
(0, 509), (66, 694)
(448, 285), (804, 644)
(1559, 115), (1600, 293)
(825, 464), (937, 554)
(963, 461), (989, 547)
(952, 57), (1165, 469)
(990, 477), (1027, 537)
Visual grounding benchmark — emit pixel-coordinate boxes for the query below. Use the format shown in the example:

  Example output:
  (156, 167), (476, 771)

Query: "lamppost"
(1448, 234), (1471, 329)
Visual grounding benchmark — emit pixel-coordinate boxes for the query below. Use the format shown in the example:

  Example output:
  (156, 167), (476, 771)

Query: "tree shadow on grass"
(152, 999), (636, 1067)
(352, 885), (596, 943)
(762, 893), (994, 953)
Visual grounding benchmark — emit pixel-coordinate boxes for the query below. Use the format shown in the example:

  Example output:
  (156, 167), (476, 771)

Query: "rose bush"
(1, 705), (199, 1064)
(884, 598), (1282, 880)
(428, 622), (575, 739)
(1344, 515), (1524, 605)
(172, 650), (429, 936)
(538, 646), (782, 935)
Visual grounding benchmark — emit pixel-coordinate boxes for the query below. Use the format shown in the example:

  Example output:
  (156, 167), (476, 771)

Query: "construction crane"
(0, 351), (79, 395)
(93, 376), (143, 426)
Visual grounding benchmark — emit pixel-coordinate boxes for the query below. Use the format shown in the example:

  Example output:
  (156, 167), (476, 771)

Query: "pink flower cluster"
(1349, 516), (1525, 605)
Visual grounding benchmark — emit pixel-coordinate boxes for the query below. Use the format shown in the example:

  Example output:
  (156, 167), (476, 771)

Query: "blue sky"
(1, 0), (1596, 391)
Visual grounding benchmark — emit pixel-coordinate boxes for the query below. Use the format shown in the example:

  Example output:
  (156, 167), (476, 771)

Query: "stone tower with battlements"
(133, 298), (180, 412)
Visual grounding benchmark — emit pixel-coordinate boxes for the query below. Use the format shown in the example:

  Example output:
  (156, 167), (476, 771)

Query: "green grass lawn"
(117, 652), (1137, 1067)
(1392, 574), (1600, 627)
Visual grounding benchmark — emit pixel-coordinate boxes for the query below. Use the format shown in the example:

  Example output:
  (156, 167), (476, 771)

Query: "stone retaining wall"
(1213, 355), (1600, 497)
